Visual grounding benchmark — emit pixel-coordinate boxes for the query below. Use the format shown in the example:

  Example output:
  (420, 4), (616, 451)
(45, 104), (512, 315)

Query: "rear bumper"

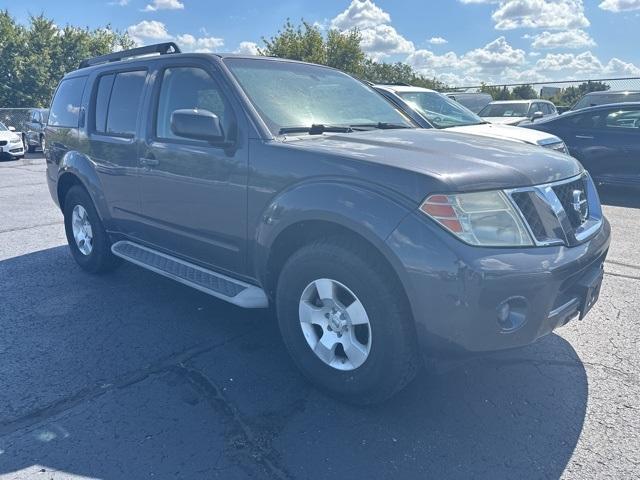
(387, 212), (611, 353)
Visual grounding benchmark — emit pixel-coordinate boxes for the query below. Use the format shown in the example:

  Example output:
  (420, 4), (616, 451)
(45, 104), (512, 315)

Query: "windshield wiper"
(349, 122), (411, 130)
(279, 124), (354, 135)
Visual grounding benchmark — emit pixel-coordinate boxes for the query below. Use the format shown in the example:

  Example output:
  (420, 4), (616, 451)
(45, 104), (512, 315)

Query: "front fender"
(252, 180), (414, 286)
(58, 151), (111, 224)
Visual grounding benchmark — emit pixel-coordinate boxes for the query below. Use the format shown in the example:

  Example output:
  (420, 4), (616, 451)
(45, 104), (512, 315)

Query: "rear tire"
(276, 237), (420, 405)
(63, 185), (120, 273)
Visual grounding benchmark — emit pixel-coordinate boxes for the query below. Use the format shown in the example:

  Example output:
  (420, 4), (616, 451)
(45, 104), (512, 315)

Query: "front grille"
(511, 192), (546, 240)
(553, 177), (588, 228)
(0, 141), (7, 146)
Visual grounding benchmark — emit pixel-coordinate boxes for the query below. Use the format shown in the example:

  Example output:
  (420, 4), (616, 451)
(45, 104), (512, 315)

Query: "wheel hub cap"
(298, 278), (372, 371)
(71, 205), (93, 256)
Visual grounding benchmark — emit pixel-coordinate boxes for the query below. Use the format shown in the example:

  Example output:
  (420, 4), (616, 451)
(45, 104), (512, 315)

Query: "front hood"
(285, 129), (581, 192)
(482, 116), (527, 126)
(0, 131), (20, 142)
(447, 123), (561, 146)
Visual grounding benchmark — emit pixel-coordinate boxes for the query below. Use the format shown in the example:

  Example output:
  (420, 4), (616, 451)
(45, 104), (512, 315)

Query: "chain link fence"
(448, 77), (640, 108)
(0, 108), (31, 137)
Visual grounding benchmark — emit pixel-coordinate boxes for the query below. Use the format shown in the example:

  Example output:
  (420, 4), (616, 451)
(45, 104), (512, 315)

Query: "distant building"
(540, 86), (561, 99)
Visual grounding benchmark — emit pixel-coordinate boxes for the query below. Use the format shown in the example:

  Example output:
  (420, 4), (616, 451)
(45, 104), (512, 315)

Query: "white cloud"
(127, 20), (171, 44)
(108, 0), (129, 5)
(461, 0), (590, 30)
(331, 0), (390, 29)
(143, 0), (184, 12)
(234, 41), (259, 55)
(494, 0), (589, 30)
(175, 34), (224, 53)
(463, 36), (526, 71)
(428, 36), (448, 45)
(599, 0), (640, 12)
(331, 0), (414, 59)
(127, 21), (224, 53)
(530, 29), (596, 49)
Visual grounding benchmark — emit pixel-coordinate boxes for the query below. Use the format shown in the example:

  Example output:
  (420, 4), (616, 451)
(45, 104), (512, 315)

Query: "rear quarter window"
(49, 77), (87, 128)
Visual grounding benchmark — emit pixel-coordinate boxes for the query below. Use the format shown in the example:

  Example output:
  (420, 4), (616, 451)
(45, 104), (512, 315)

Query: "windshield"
(397, 91), (483, 128)
(0, 122), (7, 131)
(573, 92), (640, 110)
(224, 58), (413, 135)
(479, 103), (529, 117)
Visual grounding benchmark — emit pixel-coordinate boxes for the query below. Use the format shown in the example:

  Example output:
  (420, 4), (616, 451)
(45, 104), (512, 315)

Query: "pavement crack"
(177, 364), (293, 480)
(604, 271), (640, 281)
(0, 220), (62, 234)
(0, 333), (251, 438)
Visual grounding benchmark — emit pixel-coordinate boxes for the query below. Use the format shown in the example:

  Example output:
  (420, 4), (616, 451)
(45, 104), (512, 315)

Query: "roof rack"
(79, 42), (181, 69)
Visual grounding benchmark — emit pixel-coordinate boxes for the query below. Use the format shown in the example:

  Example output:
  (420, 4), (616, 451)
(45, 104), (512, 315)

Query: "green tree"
(480, 84), (512, 101)
(260, 19), (448, 90)
(550, 81), (610, 107)
(0, 10), (133, 107)
(511, 84), (538, 100)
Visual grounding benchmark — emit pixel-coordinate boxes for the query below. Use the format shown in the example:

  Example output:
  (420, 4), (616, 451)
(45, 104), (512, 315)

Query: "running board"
(111, 241), (268, 308)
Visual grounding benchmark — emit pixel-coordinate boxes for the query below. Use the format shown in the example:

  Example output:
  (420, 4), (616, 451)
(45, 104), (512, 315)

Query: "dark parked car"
(524, 103), (640, 189)
(46, 43), (610, 403)
(25, 108), (49, 152)
(571, 90), (640, 111)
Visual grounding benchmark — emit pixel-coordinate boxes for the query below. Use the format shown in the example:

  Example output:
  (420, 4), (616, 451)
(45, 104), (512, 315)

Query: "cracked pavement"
(0, 156), (638, 479)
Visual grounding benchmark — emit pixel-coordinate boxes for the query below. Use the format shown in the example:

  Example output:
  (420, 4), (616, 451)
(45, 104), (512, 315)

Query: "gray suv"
(46, 43), (610, 404)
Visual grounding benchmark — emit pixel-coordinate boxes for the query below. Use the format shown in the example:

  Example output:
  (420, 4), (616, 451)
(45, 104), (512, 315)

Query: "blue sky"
(5, 0), (640, 85)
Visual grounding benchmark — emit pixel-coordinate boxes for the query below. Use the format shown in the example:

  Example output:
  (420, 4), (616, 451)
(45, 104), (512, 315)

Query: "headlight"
(10, 136), (22, 144)
(541, 141), (568, 154)
(420, 191), (533, 247)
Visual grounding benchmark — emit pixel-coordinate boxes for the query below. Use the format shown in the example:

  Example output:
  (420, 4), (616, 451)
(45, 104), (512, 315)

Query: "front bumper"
(387, 212), (611, 353)
(0, 144), (24, 158)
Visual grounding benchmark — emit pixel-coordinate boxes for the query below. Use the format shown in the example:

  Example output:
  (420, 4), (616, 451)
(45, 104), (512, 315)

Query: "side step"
(111, 241), (268, 308)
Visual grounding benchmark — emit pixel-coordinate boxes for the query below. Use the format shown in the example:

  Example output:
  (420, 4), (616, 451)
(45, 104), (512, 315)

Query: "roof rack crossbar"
(79, 42), (181, 69)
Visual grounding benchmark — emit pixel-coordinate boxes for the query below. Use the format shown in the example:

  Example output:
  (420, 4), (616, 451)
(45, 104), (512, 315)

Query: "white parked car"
(478, 99), (558, 126)
(374, 85), (568, 153)
(0, 121), (25, 160)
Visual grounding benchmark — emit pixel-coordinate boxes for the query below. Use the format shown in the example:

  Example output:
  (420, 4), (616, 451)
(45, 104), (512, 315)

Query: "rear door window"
(604, 108), (640, 130)
(49, 77), (87, 127)
(105, 70), (147, 137)
(94, 74), (115, 133)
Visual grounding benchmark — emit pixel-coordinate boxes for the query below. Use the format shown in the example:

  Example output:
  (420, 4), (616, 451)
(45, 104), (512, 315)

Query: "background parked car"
(374, 85), (568, 153)
(444, 92), (493, 113)
(479, 100), (558, 125)
(570, 90), (640, 111)
(523, 102), (640, 189)
(25, 108), (49, 152)
(0, 121), (25, 160)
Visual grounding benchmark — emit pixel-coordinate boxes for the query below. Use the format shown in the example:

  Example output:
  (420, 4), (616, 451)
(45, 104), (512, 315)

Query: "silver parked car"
(479, 100), (559, 126)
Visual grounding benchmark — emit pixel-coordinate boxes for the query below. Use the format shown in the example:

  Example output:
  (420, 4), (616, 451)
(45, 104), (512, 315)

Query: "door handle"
(139, 156), (159, 167)
(575, 135), (594, 140)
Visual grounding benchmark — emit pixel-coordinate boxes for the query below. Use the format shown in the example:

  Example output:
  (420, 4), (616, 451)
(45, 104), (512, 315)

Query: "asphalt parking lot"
(0, 154), (638, 479)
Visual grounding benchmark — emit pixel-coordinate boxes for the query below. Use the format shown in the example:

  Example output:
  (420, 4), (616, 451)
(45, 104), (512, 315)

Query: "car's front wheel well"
(265, 220), (410, 309)
(57, 173), (83, 210)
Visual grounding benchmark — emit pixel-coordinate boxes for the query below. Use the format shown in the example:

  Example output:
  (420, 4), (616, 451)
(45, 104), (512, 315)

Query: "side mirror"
(7, 126), (15, 132)
(170, 109), (225, 144)
(530, 111), (544, 121)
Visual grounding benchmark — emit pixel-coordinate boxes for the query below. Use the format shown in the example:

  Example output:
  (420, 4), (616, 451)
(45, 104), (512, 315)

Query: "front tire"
(276, 238), (420, 405)
(63, 186), (120, 273)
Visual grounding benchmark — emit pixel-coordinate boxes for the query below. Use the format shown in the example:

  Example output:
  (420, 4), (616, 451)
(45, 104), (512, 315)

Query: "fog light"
(497, 297), (528, 333)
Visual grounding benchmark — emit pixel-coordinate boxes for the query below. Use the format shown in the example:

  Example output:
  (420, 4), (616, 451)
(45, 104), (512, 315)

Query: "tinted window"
(573, 92), (640, 110)
(156, 67), (230, 140)
(105, 70), (146, 137)
(604, 108), (640, 130)
(94, 74), (115, 133)
(566, 111), (603, 129)
(49, 77), (87, 127)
